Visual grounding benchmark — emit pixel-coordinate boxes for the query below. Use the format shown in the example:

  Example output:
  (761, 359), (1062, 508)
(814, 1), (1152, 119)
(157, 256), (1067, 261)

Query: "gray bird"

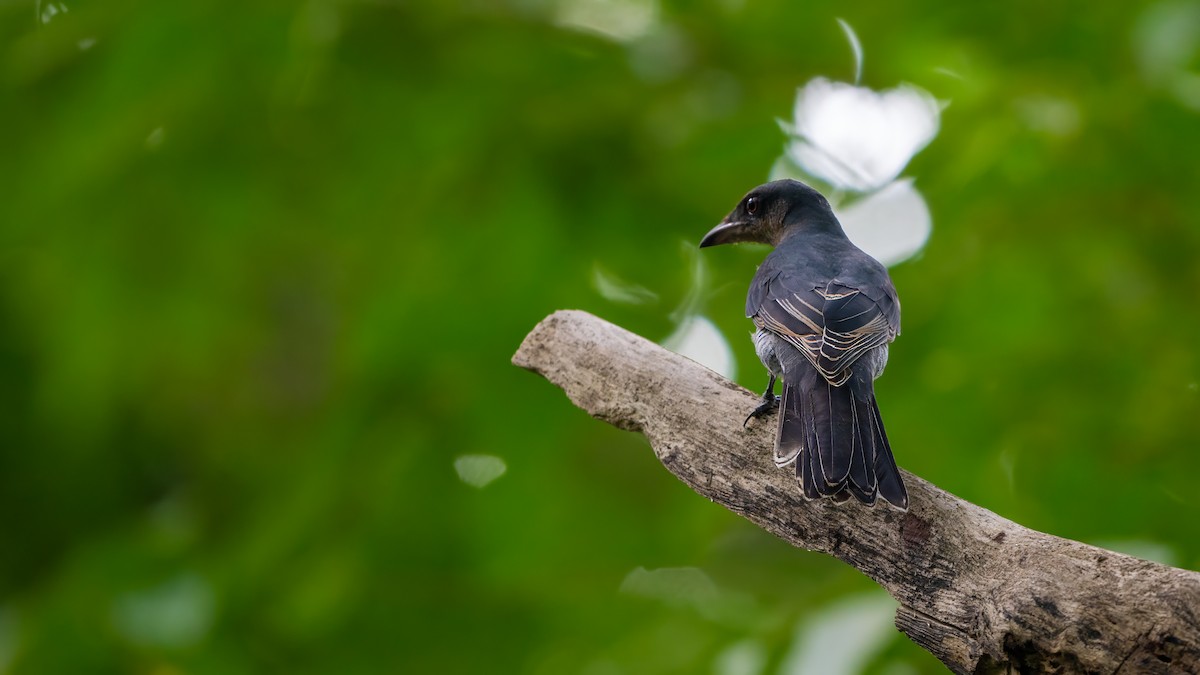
(700, 179), (908, 509)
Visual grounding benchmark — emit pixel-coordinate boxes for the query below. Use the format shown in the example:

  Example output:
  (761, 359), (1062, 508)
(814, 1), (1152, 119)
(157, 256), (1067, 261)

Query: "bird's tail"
(776, 375), (908, 510)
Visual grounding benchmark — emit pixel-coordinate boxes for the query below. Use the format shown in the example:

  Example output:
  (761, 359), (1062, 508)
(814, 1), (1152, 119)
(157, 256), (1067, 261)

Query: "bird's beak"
(699, 219), (752, 248)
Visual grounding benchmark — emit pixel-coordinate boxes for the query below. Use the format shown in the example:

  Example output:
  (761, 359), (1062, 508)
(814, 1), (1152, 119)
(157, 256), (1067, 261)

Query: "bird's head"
(699, 179), (839, 248)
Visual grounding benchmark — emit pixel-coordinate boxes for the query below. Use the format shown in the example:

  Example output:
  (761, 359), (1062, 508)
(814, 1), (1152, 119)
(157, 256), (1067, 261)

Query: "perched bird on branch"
(700, 179), (908, 509)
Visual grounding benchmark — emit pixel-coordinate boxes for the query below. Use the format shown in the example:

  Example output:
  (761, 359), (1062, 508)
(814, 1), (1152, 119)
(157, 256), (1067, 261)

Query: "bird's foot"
(742, 395), (780, 427)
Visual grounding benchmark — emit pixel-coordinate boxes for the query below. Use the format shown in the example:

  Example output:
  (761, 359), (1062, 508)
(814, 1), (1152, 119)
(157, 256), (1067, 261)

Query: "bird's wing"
(753, 278), (896, 386)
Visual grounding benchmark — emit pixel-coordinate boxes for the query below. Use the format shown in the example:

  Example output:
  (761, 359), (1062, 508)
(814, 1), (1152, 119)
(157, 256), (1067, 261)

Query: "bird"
(699, 179), (908, 510)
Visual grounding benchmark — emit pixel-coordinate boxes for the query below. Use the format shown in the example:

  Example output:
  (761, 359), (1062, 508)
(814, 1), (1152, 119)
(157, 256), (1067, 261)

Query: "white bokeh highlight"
(454, 455), (508, 488)
(619, 566), (755, 623)
(784, 78), (940, 193)
(39, 1), (68, 24)
(662, 314), (736, 381)
(592, 264), (659, 305)
(836, 179), (931, 267)
(713, 639), (767, 675)
(1133, 1), (1200, 111)
(111, 574), (215, 648)
(778, 593), (899, 675)
(555, 0), (659, 42)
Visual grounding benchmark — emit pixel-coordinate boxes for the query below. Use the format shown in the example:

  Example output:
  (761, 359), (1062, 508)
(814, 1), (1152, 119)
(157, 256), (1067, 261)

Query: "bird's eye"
(746, 197), (759, 215)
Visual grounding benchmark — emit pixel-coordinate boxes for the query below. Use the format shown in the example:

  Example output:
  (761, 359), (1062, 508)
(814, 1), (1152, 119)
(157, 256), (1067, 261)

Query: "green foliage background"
(2, 1), (1199, 673)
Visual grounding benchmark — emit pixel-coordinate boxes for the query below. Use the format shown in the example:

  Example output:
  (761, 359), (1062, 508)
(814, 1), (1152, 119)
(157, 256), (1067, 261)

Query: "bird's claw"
(742, 395), (780, 427)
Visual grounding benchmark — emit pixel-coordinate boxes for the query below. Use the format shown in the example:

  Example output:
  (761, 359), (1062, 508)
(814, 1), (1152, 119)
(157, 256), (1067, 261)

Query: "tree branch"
(512, 310), (1200, 674)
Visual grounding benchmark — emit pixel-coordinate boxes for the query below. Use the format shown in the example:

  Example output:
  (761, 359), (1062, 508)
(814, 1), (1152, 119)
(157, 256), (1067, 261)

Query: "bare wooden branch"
(512, 310), (1200, 675)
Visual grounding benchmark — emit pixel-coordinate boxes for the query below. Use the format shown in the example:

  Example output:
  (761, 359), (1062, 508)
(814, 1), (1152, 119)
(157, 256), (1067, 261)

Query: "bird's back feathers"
(749, 234), (907, 509)
(748, 235), (899, 386)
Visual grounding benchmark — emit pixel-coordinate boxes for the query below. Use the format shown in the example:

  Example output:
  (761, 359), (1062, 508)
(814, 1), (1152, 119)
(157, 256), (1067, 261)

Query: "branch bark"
(512, 310), (1200, 675)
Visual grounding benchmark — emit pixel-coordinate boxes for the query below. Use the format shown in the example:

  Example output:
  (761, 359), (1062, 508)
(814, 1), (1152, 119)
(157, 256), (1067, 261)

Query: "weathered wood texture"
(512, 310), (1200, 674)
